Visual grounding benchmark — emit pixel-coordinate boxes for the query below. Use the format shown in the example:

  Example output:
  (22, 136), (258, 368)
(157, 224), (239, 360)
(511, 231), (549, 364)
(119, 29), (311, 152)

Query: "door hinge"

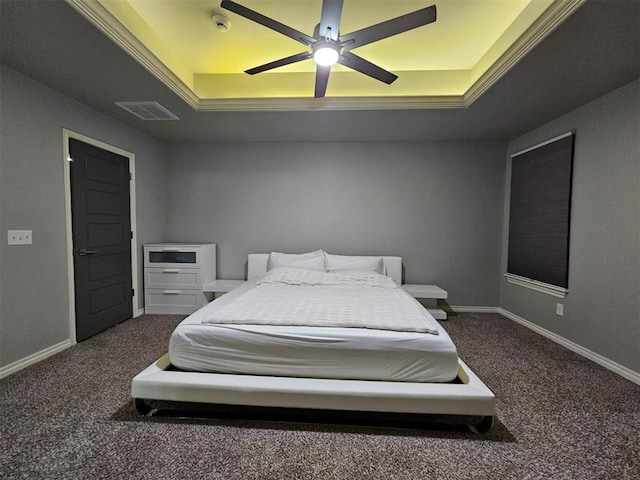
(132, 288), (135, 297)
(129, 172), (132, 181)
(130, 231), (133, 239)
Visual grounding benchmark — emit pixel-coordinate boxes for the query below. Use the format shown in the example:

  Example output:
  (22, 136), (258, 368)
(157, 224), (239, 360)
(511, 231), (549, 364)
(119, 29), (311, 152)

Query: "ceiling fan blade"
(314, 65), (332, 98)
(221, 0), (315, 46)
(340, 5), (436, 51)
(338, 51), (398, 84)
(319, 0), (344, 41)
(245, 52), (313, 75)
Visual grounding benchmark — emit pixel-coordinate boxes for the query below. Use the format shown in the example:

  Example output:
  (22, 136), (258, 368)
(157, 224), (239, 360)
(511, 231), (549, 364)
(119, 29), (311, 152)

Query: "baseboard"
(3, 308), (637, 386)
(497, 308), (640, 386)
(448, 306), (500, 314)
(448, 305), (640, 385)
(0, 339), (74, 380)
(2, 309), (143, 379)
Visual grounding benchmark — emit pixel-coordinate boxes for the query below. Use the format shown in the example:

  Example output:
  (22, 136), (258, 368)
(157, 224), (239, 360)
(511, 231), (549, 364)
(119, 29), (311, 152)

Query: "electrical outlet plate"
(8, 230), (32, 245)
(556, 303), (564, 316)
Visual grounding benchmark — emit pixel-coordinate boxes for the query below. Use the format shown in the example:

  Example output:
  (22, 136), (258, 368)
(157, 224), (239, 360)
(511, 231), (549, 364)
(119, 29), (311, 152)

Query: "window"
(506, 132), (574, 298)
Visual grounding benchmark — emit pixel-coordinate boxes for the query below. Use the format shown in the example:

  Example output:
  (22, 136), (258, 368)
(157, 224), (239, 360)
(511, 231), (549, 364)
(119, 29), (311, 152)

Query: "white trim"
(62, 129), (139, 342)
(498, 308), (640, 386)
(65, 0), (200, 110)
(196, 95), (465, 112)
(511, 130), (574, 158)
(0, 340), (73, 380)
(465, 1), (584, 107)
(66, 0), (583, 112)
(129, 151), (139, 318)
(448, 306), (640, 385)
(134, 308), (145, 318)
(504, 273), (568, 299)
(62, 133), (77, 345)
(448, 306), (500, 314)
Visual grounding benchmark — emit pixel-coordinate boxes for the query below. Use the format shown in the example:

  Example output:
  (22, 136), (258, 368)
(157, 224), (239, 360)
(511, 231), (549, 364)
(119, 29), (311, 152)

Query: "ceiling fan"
(220, 0), (437, 98)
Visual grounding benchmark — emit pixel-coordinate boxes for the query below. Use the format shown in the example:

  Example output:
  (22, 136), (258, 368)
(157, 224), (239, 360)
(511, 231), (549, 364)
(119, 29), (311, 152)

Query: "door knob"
(77, 248), (98, 256)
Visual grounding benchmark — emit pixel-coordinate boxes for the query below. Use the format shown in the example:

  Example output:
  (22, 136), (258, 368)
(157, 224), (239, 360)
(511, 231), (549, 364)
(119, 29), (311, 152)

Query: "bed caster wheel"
(469, 416), (494, 434)
(134, 398), (153, 416)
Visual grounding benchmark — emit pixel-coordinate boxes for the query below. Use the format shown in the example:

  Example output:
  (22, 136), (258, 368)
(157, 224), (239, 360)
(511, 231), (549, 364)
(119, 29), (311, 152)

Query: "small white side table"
(402, 284), (448, 320)
(202, 279), (246, 300)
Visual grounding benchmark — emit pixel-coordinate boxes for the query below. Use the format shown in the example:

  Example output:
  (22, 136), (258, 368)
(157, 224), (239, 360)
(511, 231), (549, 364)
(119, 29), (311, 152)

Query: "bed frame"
(132, 254), (496, 432)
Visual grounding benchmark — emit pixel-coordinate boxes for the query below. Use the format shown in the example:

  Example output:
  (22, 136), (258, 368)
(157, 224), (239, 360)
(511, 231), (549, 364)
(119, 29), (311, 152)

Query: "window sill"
(504, 273), (568, 299)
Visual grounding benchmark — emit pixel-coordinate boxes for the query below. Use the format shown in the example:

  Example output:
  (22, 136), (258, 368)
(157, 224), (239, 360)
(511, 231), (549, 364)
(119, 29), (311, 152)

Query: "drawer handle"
(163, 290), (181, 295)
(163, 269), (181, 273)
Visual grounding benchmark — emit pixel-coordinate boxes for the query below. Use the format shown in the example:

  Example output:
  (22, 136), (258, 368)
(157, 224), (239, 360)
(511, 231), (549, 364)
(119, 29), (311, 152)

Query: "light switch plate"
(8, 230), (32, 245)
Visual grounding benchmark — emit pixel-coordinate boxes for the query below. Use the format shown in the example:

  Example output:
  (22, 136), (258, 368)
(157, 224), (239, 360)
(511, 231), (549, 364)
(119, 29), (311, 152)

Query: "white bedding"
(169, 276), (458, 383)
(202, 268), (439, 334)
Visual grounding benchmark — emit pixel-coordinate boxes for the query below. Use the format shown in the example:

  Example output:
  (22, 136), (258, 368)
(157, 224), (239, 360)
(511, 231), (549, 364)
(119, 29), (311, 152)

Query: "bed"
(132, 252), (495, 432)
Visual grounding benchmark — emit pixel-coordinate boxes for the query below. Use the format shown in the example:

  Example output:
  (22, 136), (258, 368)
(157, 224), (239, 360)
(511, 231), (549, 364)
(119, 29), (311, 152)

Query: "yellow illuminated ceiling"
(68, 0), (584, 110)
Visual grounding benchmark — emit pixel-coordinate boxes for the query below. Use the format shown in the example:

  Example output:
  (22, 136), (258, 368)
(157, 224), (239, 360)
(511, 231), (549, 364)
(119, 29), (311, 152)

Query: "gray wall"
(0, 65), (166, 367)
(500, 79), (640, 373)
(164, 141), (506, 306)
(4, 63), (636, 380)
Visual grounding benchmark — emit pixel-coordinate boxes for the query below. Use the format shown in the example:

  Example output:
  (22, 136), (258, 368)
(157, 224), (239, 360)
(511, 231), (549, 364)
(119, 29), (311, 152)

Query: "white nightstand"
(202, 279), (246, 299)
(143, 243), (216, 314)
(402, 284), (448, 320)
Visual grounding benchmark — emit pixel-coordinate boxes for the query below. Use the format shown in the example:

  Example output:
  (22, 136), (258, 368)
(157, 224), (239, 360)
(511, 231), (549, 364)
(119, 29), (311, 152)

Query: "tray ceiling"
(69, 0), (582, 110)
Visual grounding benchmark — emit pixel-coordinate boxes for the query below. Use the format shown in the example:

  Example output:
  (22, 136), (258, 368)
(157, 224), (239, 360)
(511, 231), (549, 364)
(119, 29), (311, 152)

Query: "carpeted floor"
(1, 313), (638, 479)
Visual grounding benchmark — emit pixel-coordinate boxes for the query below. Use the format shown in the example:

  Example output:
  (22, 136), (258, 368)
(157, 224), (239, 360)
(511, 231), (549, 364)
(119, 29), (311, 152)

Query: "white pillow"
(324, 253), (385, 275)
(267, 250), (326, 271)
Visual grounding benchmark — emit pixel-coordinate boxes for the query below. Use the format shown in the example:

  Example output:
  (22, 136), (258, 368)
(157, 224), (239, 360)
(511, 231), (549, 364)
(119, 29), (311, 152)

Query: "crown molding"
(67, 0), (585, 112)
(464, 0), (585, 106)
(196, 95), (466, 112)
(66, 0), (200, 110)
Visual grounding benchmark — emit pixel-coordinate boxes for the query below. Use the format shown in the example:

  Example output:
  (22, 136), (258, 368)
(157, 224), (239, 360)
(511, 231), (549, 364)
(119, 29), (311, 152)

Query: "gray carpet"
(1, 313), (638, 479)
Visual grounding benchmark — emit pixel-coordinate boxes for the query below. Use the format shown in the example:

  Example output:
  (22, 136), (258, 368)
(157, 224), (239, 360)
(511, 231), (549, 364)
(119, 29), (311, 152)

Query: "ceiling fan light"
(313, 41), (339, 67)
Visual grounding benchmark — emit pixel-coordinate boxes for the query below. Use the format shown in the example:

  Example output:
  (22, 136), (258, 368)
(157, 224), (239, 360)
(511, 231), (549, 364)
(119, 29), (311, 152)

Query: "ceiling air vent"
(115, 101), (179, 120)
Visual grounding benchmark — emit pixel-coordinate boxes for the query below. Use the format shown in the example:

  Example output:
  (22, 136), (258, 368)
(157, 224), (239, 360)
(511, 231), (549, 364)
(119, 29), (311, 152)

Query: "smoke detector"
(212, 13), (230, 32)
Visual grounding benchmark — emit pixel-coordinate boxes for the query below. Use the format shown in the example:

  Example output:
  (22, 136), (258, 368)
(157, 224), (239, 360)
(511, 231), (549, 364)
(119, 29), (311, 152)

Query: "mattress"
(168, 277), (458, 383)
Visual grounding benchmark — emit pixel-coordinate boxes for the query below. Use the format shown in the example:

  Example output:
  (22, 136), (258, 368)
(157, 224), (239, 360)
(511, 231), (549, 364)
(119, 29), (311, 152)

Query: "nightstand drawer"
(144, 245), (210, 269)
(144, 268), (202, 289)
(144, 288), (203, 314)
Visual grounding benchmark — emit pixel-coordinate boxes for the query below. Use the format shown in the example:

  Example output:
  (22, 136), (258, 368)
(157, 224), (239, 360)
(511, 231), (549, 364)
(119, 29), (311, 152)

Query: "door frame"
(62, 129), (140, 343)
